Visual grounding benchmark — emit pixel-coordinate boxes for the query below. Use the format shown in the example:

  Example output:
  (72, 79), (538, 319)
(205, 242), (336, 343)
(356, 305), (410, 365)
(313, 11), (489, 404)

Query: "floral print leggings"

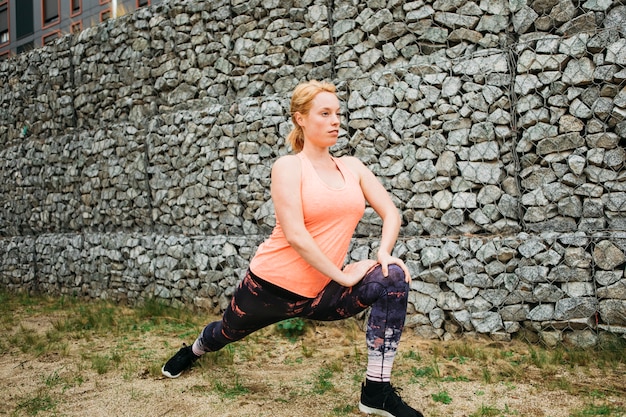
(194, 264), (409, 382)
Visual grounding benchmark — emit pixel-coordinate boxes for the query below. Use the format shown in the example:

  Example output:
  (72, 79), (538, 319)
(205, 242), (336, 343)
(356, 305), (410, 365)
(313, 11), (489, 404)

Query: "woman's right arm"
(270, 156), (375, 287)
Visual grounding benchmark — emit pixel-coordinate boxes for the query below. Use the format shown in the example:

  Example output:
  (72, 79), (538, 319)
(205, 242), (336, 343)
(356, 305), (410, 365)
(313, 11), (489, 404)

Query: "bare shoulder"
(272, 154), (301, 175)
(337, 155), (369, 176)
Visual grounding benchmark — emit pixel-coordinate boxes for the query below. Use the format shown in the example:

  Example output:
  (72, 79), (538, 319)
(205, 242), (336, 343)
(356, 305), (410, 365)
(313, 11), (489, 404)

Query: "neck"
(301, 144), (331, 163)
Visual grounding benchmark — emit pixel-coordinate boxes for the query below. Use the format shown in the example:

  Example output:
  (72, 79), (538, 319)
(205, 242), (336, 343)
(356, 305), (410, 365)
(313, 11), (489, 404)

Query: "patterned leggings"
(194, 264), (409, 382)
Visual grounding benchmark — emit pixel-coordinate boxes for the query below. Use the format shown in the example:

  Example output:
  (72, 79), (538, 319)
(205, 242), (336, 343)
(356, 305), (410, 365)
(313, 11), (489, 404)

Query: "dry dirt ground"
(1, 304), (625, 417)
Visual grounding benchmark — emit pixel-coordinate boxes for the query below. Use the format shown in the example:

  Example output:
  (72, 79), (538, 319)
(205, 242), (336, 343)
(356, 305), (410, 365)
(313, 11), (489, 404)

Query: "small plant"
(404, 350), (422, 361)
(570, 404), (626, 416)
(275, 318), (307, 341)
(314, 366), (335, 394)
(411, 366), (436, 378)
(442, 375), (470, 382)
(482, 367), (492, 384)
(332, 404), (357, 415)
(14, 392), (57, 416)
(431, 390), (452, 404)
(469, 404), (501, 417)
(213, 376), (250, 399)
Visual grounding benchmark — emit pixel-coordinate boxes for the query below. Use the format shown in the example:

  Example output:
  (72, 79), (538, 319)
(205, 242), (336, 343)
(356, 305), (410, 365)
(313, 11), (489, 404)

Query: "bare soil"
(1, 307), (625, 417)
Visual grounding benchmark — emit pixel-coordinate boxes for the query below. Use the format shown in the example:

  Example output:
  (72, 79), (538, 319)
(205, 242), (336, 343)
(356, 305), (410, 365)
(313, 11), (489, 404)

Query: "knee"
(385, 264), (408, 288)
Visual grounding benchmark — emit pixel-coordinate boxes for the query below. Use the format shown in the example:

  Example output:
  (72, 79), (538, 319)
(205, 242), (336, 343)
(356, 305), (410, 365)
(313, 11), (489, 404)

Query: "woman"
(162, 80), (424, 417)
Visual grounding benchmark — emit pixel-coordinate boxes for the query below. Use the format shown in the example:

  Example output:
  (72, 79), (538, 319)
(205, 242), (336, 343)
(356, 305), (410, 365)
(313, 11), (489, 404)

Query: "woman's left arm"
(342, 157), (411, 282)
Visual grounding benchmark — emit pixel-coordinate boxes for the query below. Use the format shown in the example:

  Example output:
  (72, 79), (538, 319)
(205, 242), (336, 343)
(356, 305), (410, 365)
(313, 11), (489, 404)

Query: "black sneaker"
(161, 344), (199, 378)
(359, 381), (424, 417)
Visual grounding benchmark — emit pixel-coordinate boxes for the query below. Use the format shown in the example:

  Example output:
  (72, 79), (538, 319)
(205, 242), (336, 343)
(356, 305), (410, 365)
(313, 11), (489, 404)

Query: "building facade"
(0, 0), (161, 60)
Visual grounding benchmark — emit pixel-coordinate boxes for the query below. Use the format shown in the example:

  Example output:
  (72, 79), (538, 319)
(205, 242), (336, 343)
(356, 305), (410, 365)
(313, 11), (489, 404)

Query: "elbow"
(383, 208), (402, 227)
(284, 230), (309, 252)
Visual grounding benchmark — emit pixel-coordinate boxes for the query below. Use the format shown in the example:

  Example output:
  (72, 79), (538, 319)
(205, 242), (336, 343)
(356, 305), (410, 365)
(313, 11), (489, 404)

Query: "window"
(15, 0), (34, 40)
(137, 0), (149, 6)
(17, 41), (34, 53)
(0, 50), (9, 61)
(43, 0), (60, 26)
(70, 21), (82, 34)
(0, 2), (8, 45)
(70, 0), (81, 16)
(42, 30), (60, 46)
(100, 9), (111, 22)
(99, 0), (110, 4)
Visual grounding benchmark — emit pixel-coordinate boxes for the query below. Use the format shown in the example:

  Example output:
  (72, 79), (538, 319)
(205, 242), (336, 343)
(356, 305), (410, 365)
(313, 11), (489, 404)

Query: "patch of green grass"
(313, 366), (336, 394)
(213, 376), (250, 399)
(332, 404), (357, 415)
(441, 375), (470, 382)
(87, 350), (122, 375)
(403, 350), (422, 361)
(469, 404), (502, 417)
(570, 404), (626, 416)
(431, 390), (452, 404)
(411, 366), (436, 379)
(13, 392), (57, 416)
(201, 343), (235, 366)
(275, 318), (308, 342)
(482, 367), (492, 384)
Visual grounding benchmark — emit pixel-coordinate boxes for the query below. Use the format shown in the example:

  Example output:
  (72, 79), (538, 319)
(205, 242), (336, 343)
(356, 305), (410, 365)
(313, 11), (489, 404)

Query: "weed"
(482, 367), (492, 384)
(547, 377), (572, 393)
(469, 404), (501, 417)
(431, 390), (452, 404)
(441, 375), (470, 382)
(332, 404), (357, 415)
(314, 366), (335, 394)
(570, 404), (626, 416)
(14, 392), (57, 416)
(89, 353), (114, 374)
(529, 347), (548, 369)
(411, 366), (436, 379)
(275, 318), (307, 342)
(2, 289), (625, 417)
(404, 350), (422, 361)
(213, 377), (250, 399)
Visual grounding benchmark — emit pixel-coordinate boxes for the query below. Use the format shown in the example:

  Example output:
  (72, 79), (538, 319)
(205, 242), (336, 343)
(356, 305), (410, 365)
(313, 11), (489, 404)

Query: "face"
(295, 91), (341, 149)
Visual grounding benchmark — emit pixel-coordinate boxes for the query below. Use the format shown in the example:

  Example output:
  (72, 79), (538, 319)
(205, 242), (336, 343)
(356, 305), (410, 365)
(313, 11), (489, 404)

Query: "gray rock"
(593, 240), (626, 270)
(528, 304), (554, 321)
(554, 297), (599, 320)
(597, 279), (626, 300)
(599, 299), (626, 325)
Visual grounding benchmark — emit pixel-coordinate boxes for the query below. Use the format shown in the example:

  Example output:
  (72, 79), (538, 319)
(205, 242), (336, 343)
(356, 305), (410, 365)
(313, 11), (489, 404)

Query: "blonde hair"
(287, 80), (337, 153)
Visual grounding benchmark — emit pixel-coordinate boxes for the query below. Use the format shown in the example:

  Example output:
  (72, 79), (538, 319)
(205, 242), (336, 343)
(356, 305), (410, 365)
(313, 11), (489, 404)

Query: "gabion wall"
(1, 0), (625, 347)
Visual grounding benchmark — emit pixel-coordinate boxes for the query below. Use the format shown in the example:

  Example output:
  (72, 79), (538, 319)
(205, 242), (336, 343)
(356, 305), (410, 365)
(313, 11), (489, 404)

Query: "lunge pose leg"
(163, 265), (422, 417)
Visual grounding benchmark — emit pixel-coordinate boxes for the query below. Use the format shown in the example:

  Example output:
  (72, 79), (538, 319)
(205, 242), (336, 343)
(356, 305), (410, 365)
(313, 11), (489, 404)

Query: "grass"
(2, 289), (625, 417)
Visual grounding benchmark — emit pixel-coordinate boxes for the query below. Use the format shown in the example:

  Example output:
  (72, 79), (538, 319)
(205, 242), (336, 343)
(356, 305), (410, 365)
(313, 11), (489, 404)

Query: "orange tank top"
(249, 153), (365, 297)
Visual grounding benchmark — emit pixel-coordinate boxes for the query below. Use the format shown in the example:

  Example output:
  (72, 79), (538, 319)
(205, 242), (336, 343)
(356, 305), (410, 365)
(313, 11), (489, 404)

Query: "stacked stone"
(514, 5), (626, 233)
(396, 232), (626, 346)
(227, 0), (332, 97)
(0, 36), (74, 147)
(343, 57), (522, 237)
(332, 0), (513, 83)
(144, 97), (289, 237)
(72, 7), (154, 130)
(21, 232), (260, 313)
(0, 237), (35, 292)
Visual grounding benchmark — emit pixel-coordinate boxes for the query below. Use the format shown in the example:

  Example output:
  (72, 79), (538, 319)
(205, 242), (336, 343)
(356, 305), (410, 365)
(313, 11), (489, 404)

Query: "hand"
(342, 259), (378, 286)
(377, 250), (411, 283)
